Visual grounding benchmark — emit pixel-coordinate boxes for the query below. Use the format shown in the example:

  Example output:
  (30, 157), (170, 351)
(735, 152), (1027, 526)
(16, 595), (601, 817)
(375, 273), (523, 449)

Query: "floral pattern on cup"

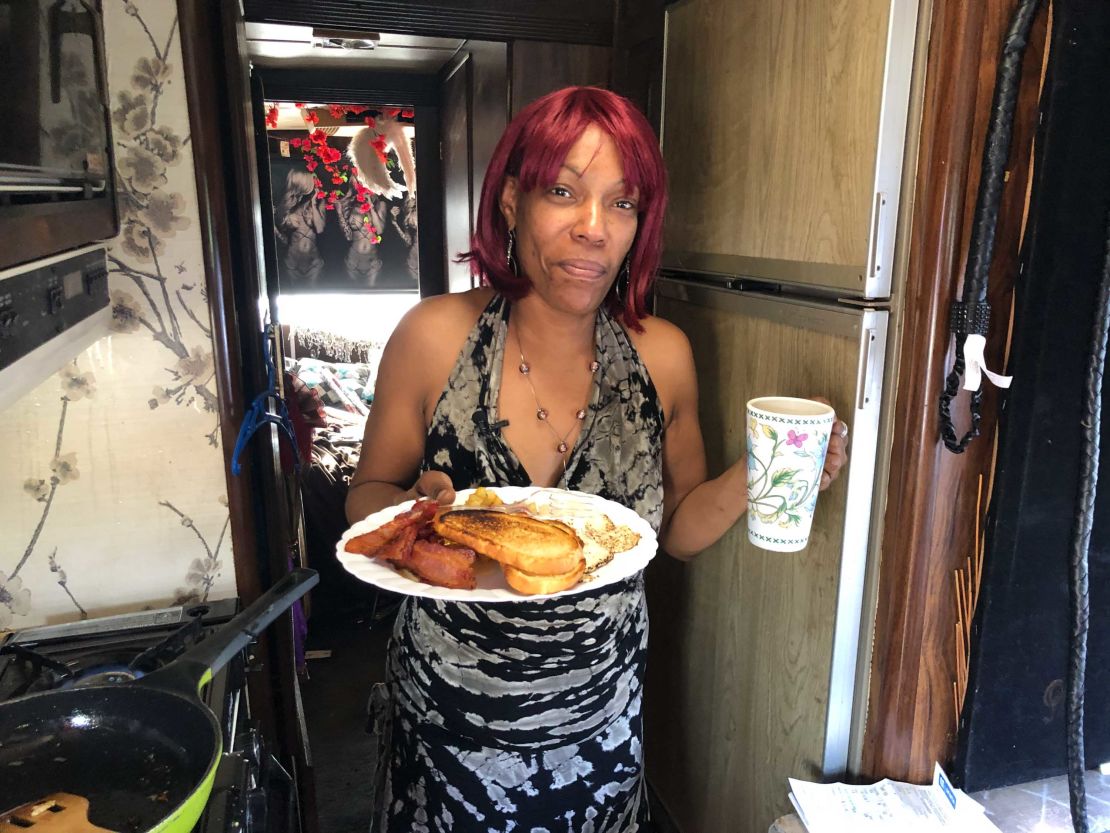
(747, 422), (829, 528)
(745, 397), (834, 552)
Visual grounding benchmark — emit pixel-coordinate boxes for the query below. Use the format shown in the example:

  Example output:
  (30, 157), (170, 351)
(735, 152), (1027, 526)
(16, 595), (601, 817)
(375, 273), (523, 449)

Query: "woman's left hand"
(812, 397), (849, 491)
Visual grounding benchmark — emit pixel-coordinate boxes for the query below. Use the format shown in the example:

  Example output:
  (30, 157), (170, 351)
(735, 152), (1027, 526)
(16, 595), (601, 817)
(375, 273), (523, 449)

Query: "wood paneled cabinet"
(660, 0), (918, 298)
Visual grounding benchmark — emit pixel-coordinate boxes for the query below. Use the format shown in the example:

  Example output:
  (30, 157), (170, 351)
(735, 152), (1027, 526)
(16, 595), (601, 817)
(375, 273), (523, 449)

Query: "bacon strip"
(377, 523), (418, 565)
(344, 499), (438, 556)
(344, 500), (479, 591)
(406, 540), (477, 590)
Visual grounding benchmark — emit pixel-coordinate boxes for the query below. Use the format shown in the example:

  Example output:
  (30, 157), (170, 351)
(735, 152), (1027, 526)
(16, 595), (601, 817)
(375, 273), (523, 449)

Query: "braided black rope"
(1066, 213), (1110, 833)
(939, 343), (985, 453)
(939, 0), (1041, 453)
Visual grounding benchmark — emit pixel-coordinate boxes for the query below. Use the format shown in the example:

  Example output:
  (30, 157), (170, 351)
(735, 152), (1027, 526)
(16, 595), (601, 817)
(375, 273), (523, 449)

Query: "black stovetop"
(0, 598), (240, 705)
(0, 599), (293, 833)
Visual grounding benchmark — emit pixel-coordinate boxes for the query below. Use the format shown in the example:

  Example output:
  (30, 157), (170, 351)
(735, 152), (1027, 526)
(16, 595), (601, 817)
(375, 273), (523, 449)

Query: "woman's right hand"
(405, 470), (456, 506)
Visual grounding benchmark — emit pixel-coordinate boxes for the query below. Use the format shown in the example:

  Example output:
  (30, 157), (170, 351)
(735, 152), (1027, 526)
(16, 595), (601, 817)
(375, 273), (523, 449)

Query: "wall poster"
(265, 103), (419, 293)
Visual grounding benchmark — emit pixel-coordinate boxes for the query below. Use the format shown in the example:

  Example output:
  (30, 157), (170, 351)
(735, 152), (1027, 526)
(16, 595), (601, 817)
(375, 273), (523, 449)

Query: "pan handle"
(140, 568), (319, 696)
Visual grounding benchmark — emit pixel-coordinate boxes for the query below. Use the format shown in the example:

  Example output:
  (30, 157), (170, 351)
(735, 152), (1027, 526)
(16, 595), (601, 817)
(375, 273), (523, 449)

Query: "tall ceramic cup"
(746, 397), (835, 552)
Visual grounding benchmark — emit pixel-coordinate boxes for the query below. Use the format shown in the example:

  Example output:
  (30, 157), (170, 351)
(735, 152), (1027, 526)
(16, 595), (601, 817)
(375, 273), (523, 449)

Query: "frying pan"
(0, 568), (318, 833)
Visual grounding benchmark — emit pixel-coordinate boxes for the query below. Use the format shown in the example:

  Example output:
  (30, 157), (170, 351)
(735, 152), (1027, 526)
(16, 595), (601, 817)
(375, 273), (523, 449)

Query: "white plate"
(335, 487), (658, 603)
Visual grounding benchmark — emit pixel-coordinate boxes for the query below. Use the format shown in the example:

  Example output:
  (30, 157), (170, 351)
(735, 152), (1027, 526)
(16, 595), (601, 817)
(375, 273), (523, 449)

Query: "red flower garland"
(269, 102), (395, 237)
(269, 101), (408, 244)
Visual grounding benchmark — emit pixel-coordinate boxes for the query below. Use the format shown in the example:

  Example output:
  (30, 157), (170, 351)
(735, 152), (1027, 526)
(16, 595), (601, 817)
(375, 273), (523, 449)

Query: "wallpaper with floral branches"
(0, 1), (235, 630)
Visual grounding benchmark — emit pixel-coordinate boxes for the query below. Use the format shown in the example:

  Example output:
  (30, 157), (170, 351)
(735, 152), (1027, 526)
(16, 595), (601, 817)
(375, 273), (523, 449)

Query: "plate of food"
(335, 486), (657, 602)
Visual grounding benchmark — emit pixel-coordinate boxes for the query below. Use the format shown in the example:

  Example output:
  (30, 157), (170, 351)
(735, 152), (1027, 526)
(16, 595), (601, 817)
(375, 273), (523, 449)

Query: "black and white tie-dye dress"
(369, 295), (664, 833)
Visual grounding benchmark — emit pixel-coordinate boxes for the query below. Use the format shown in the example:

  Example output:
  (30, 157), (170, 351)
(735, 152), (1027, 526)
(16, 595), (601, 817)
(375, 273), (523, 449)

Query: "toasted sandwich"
(501, 559), (586, 595)
(433, 509), (584, 577)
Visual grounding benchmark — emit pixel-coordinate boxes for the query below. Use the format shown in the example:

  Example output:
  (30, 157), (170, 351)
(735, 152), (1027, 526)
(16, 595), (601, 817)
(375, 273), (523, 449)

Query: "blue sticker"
(937, 769), (957, 809)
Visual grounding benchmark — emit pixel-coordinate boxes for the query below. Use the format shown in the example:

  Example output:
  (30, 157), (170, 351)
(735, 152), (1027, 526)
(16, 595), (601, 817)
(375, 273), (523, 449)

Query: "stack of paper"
(787, 764), (1003, 833)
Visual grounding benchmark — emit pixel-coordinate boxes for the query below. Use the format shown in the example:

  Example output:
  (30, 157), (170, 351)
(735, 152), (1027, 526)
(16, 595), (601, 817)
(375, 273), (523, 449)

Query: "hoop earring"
(506, 229), (517, 276)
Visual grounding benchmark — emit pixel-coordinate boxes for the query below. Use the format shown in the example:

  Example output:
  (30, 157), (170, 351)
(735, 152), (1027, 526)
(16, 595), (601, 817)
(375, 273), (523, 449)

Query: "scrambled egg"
(565, 514), (641, 573)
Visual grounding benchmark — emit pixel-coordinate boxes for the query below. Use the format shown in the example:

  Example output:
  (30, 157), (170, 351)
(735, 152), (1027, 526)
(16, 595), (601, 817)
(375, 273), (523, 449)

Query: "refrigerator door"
(659, 0), (919, 298)
(646, 278), (887, 833)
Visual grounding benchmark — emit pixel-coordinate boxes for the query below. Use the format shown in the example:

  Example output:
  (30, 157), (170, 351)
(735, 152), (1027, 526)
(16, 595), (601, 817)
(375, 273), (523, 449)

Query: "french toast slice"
(432, 509), (583, 575)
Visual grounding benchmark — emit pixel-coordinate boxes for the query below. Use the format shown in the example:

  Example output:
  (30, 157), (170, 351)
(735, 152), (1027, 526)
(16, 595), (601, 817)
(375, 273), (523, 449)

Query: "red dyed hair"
(461, 86), (667, 331)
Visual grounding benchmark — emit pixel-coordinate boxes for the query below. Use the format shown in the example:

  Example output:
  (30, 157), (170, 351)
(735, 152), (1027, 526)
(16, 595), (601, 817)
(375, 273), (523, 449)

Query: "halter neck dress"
(370, 295), (664, 833)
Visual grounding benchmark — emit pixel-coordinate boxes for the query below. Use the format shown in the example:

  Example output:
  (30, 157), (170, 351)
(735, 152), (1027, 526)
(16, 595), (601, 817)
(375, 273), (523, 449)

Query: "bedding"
(286, 357), (374, 415)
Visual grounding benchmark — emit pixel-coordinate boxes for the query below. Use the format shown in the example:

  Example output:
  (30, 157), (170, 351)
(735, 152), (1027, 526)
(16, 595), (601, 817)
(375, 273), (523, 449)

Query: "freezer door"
(660, 0), (919, 298)
(645, 279), (887, 833)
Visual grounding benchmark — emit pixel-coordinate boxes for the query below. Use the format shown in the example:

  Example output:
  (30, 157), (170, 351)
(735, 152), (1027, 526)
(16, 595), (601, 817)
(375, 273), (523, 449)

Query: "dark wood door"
(611, 0), (666, 131)
(437, 41), (508, 293)
(441, 55), (474, 292)
(509, 41), (611, 115)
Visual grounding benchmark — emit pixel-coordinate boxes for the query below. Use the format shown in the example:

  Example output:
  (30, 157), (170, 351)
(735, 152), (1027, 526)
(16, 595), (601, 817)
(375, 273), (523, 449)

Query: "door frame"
(178, 4), (319, 832)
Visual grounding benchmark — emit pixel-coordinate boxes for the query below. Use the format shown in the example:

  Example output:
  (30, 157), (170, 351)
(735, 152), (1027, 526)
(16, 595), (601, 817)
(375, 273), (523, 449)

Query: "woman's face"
(500, 125), (640, 317)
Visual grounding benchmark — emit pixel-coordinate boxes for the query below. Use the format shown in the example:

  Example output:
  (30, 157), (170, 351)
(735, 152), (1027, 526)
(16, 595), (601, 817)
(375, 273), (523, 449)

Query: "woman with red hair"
(347, 87), (847, 831)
